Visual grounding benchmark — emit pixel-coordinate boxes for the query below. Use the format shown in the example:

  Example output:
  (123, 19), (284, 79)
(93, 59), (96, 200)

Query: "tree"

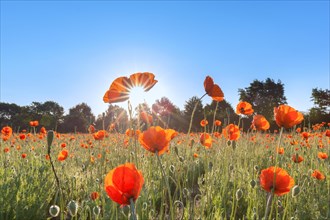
(0, 102), (23, 130)
(60, 103), (95, 133)
(152, 97), (179, 129)
(204, 100), (239, 130)
(238, 78), (287, 124)
(308, 88), (330, 124)
(95, 104), (129, 132)
(183, 96), (204, 132)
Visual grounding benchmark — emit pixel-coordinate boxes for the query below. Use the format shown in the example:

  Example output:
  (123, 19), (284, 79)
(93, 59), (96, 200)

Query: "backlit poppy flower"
(103, 72), (157, 103)
(90, 192), (100, 201)
(104, 163), (144, 206)
(222, 124), (240, 141)
(1, 126), (13, 137)
(251, 115), (270, 131)
(139, 126), (175, 155)
(140, 112), (153, 124)
(317, 152), (328, 160)
(93, 130), (106, 140)
(29, 121), (39, 127)
(274, 105), (304, 129)
(292, 155), (304, 163)
(200, 119), (208, 127)
(204, 76), (224, 102)
(259, 166), (294, 196)
(311, 170), (325, 180)
(214, 120), (221, 126)
(58, 149), (69, 161)
(236, 101), (254, 115)
(200, 133), (212, 148)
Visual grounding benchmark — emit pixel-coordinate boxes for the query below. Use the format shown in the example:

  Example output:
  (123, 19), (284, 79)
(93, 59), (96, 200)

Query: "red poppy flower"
(292, 155), (304, 163)
(311, 170), (325, 180)
(236, 101), (254, 115)
(140, 112), (153, 124)
(222, 124), (240, 141)
(90, 192), (100, 201)
(274, 105), (304, 129)
(88, 125), (96, 133)
(103, 72), (157, 103)
(104, 163), (144, 206)
(29, 121), (39, 127)
(19, 134), (26, 140)
(21, 153), (27, 159)
(93, 130), (106, 140)
(277, 147), (284, 155)
(317, 152), (328, 160)
(251, 115), (270, 131)
(139, 126), (175, 155)
(214, 120), (221, 126)
(259, 166), (294, 196)
(40, 127), (47, 134)
(204, 76), (224, 102)
(200, 133), (212, 148)
(58, 149), (69, 161)
(1, 126), (13, 137)
(200, 119), (208, 127)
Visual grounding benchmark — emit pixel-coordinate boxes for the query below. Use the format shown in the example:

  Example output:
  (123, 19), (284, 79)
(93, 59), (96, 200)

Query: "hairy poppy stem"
(188, 93), (207, 135)
(129, 198), (137, 220)
(264, 192), (273, 219)
(211, 101), (219, 134)
(156, 151), (174, 220)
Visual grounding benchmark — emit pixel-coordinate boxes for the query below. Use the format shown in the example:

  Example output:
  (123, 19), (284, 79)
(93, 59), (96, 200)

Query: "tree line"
(1, 78), (329, 133)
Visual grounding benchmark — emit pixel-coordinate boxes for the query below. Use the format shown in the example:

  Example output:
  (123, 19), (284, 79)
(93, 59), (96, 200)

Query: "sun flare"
(129, 86), (152, 108)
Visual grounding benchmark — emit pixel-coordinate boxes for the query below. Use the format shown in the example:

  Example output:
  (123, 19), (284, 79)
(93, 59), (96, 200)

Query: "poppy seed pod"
(292, 185), (301, 197)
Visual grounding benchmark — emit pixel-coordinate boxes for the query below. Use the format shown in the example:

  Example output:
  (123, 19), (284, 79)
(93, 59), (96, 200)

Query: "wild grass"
(1, 126), (329, 220)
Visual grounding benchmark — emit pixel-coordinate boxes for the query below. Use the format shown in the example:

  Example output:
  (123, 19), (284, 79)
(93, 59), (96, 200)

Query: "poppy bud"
(179, 156), (185, 163)
(292, 185), (300, 197)
(67, 200), (78, 217)
(236, 188), (243, 200)
(93, 206), (101, 216)
(47, 130), (54, 154)
(49, 205), (60, 217)
(169, 165), (175, 173)
(250, 179), (256, 188)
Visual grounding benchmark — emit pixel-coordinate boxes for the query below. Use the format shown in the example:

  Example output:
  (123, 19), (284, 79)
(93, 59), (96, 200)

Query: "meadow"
(1, 73), (329, 220)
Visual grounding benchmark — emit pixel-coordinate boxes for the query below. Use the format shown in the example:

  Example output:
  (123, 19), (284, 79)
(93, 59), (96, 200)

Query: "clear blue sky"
(1, 1), (329, 116)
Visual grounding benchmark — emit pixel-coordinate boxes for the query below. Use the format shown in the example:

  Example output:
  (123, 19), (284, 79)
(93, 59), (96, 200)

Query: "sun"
(129, 86), (152, 109)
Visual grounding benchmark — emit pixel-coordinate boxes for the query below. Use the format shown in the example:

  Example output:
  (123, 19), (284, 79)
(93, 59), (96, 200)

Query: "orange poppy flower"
(40, 127), (47, 134)
(204, 76), (224, 102)
(317, 152), (328, 160)
(61, 143), (67, 148)
(125, 129), (141, 138)
(259, 166), (294, 196)
(104, 163), (144, 206)
(21, 153), (27, 159)
(4, 147), (10, 153)
(93, 130), (106, 140)
(236, 101), (254, 115)
(311, 170), (325, 180)
(292, 155), (304, 163)
(200, 133), (212, 148)
(277, 147), (284, 155)
(214, 120), (221, 126)
(138, 126), (175, 155)
(222, 124), (240, 141)
(58, 149), (69, 161)
(325, 130), (330, 137)
(274, 105), (304, 129)
(1, 126), (13, 137)
(103, 72), (157, 103)
(200, 119), (208, 127)
(213, 132), (221, 138)
(90, 192), (100, 201)
(301, 132), (310, 140)
(140, 112), (153, 124)
(251, 115), (270, 131)
(29, 121), (39, 127)
(193, 153), (199, 158)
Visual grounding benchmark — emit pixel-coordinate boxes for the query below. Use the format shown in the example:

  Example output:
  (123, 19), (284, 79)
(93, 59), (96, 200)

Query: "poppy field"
(1, 73), (329, 220)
